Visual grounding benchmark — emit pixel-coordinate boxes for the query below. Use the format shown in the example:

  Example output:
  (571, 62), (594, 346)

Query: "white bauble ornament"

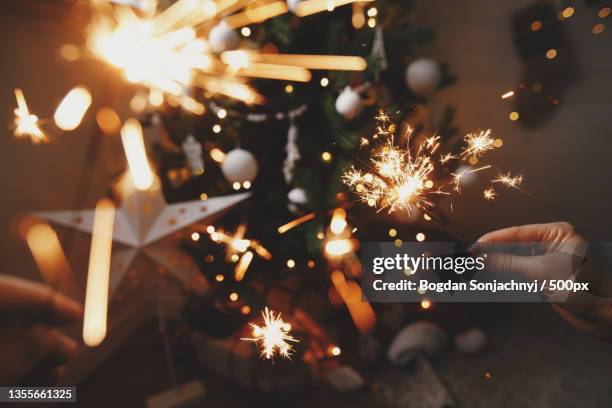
(454, 328), (486, 355)
(287, 187), (308, 215)
(405, 58), (441, 97)
(286, 0), (302, 13)
(335, 87), (362, 120)
(288, 188), (308, 206)
(387, 321), (448, 366)
(208, 22), (240, 53)
(221, 149), (258, 183)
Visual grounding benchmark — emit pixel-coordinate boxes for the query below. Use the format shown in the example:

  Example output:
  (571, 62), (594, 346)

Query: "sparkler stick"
(83, 198), (116, 347)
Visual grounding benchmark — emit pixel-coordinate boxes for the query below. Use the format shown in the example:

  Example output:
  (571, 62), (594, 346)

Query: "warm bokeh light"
(83, 199), (115, 347)
(54, 86), (92, 131)
(25, 222), (73, 290)
(121, 118), (154, 190)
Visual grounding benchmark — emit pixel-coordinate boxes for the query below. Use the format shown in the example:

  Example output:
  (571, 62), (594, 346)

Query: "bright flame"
(54, 86), (92, 131)
(242, 307), (298, 359)
(121, 118), (154, 190)
(83, 198), (115, 347)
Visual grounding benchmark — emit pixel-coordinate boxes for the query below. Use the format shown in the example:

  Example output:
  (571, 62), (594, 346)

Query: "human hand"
(0, 275), (82, 384)
(473, 222), (612, 341)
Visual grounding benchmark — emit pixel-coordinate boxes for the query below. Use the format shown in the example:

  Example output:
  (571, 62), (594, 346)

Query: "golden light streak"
(121, 118), (154, 190)
(54, 86), (92, 131)
(225, 1), (289, 28)
(294, 0), (374, 17)
(25, 222), (73, 290)
(228, 51), (367, 71)
(277, 212), (316, 234)
(234, 250), (254, 281)
(83, 198), (115, 347)
(242, 307), (298, 359)
(501, 90), (514, 99)
(13, 89), (48, 144)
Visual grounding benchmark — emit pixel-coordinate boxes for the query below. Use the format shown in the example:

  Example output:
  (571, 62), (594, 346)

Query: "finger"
(476, 222), (575, 244)
(0, 275), (83, 324)
(484, 252), (545, 281)
(485, 251), (578, 281)
(28, 326), (79, 364)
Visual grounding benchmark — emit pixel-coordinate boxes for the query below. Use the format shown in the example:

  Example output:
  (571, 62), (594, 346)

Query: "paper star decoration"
(38, 172), (250, 299)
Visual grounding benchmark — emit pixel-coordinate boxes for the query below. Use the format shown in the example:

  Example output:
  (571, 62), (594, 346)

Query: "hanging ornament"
(405, 58), (441, 97)
(182, 134), (205, 176)
(370, 26), (388, 81)
(287, 187), (308, 214)
(335, 87), (362, 120)
(221, 148), (258, 184)
(208, 21), (240, 53)
(283, 118), (300, 184)
(286, 0), (303, 13)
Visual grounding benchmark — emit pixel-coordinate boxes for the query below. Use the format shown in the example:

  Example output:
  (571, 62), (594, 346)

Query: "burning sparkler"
(13, 89), (48, 144)
(342, 111), (524, 215)
(242, 307), (298, 359)
(85, 0), (368, 110)
(461, 129), (497, 158)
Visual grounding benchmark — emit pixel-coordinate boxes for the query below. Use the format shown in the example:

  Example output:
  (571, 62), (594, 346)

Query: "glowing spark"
(493, 171), (523, 189)
(342, 140), (435, 214)
(483, 187), (497, 201)
(242, 307), (298, 359)
(462, 129), (497, 158)
(451, 165), (491, 192)
(501, 91), (514, 99)
(13, 89), (48, 144)
(439, 152), (457, 165)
